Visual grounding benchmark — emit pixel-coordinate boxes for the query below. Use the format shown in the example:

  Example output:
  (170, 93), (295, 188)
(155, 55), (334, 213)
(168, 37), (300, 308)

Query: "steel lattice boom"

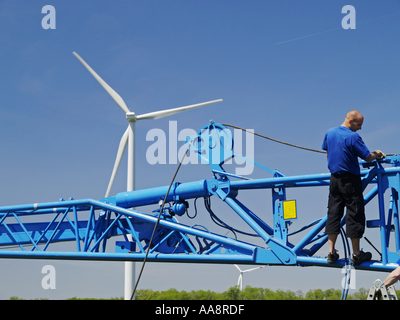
(0, 122), (399, 275)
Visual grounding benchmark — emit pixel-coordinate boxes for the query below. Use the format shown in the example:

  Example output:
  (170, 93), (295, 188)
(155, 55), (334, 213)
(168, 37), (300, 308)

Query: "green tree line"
(8, 285), (400, 300)
(133, 286), (370, 300)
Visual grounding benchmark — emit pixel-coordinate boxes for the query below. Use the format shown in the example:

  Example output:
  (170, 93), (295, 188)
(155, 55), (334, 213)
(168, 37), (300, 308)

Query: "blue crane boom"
(0, 122), (399, 275)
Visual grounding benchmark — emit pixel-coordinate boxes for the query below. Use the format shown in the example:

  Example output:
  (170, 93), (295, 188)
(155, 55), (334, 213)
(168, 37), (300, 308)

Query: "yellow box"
(283, 200), (297, 220)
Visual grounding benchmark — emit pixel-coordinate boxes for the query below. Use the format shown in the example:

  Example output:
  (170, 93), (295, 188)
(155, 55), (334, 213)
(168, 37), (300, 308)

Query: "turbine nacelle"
(126, 112), (137, 123)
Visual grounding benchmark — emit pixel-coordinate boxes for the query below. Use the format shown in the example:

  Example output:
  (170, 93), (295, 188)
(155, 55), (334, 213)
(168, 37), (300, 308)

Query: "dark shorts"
(325, 173), (365, 238)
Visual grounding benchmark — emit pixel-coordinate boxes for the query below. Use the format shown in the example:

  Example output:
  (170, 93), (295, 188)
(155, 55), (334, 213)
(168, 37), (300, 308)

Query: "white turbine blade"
(105, 127), (129, 197)
(234, 264), (242, 272)
(73, 52), (130, 114)
(243, 267), (262, 273)
(135, 99), (223, 120)
(243, 265), (268, 273)
(237, 274), (242, 287)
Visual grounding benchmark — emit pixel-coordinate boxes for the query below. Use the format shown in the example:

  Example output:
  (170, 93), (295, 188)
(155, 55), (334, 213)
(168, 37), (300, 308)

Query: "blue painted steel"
(114, 180), (209, 208)
(0, 122), (399, 276)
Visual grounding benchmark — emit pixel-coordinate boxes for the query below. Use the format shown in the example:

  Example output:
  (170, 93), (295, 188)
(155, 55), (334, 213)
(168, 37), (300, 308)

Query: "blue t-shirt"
(322, 126), (370, 175)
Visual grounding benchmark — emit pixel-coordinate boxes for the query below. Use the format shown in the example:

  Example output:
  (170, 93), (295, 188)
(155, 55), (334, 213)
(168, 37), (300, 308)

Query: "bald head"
(342, 110), (364, 132)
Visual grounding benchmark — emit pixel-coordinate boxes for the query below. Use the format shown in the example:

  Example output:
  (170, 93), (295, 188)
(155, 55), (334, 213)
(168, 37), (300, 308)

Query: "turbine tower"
(234, 264), (267, 291)
(73, 51), (222, 300)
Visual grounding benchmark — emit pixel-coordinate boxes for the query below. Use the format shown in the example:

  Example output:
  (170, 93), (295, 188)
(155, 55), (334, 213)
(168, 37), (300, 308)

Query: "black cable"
(186, 198), (199, 219)
(222, 123), (400, 157)
(365, 237), (382, 260)
(340, 227), (351, 300)
(204, 197), (236, 239)
(130, 148), (189, 300)
(204, 196), (259, 238)
(287, 218), (322, 236)
(222, 123), (327, 154)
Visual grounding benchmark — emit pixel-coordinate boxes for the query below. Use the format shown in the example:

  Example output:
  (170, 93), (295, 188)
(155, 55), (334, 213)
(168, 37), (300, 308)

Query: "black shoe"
(327, 251), (339, 264)
(351, 250), (372, 265)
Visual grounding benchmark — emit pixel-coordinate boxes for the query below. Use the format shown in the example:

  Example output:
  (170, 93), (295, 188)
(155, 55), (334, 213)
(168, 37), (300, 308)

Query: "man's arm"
(365, 150), (385, 162)
(384, 266), (400, 288)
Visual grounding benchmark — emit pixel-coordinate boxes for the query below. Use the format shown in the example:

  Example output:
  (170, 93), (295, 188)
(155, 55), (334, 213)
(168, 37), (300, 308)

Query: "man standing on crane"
(322, 110), (384, 265)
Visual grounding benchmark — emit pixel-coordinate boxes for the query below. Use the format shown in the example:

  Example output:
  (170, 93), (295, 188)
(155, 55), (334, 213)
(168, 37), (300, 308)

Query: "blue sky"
(1, 1), (400, 299)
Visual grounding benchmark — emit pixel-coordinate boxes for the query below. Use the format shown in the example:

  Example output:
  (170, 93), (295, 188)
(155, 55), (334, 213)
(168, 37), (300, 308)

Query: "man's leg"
(327, 233), (339, 263)
(343, 175), (371, 265)
(351, 237), (360, 256)
(328, 233), (338, 253)
(326, 174), (343, 263)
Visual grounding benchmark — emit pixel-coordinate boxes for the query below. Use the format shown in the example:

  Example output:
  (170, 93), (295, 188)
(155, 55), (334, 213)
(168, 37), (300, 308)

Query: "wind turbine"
(234, 264), (268, 291)
(73, 51), (222, 300)
(73, 52), (222, 197)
